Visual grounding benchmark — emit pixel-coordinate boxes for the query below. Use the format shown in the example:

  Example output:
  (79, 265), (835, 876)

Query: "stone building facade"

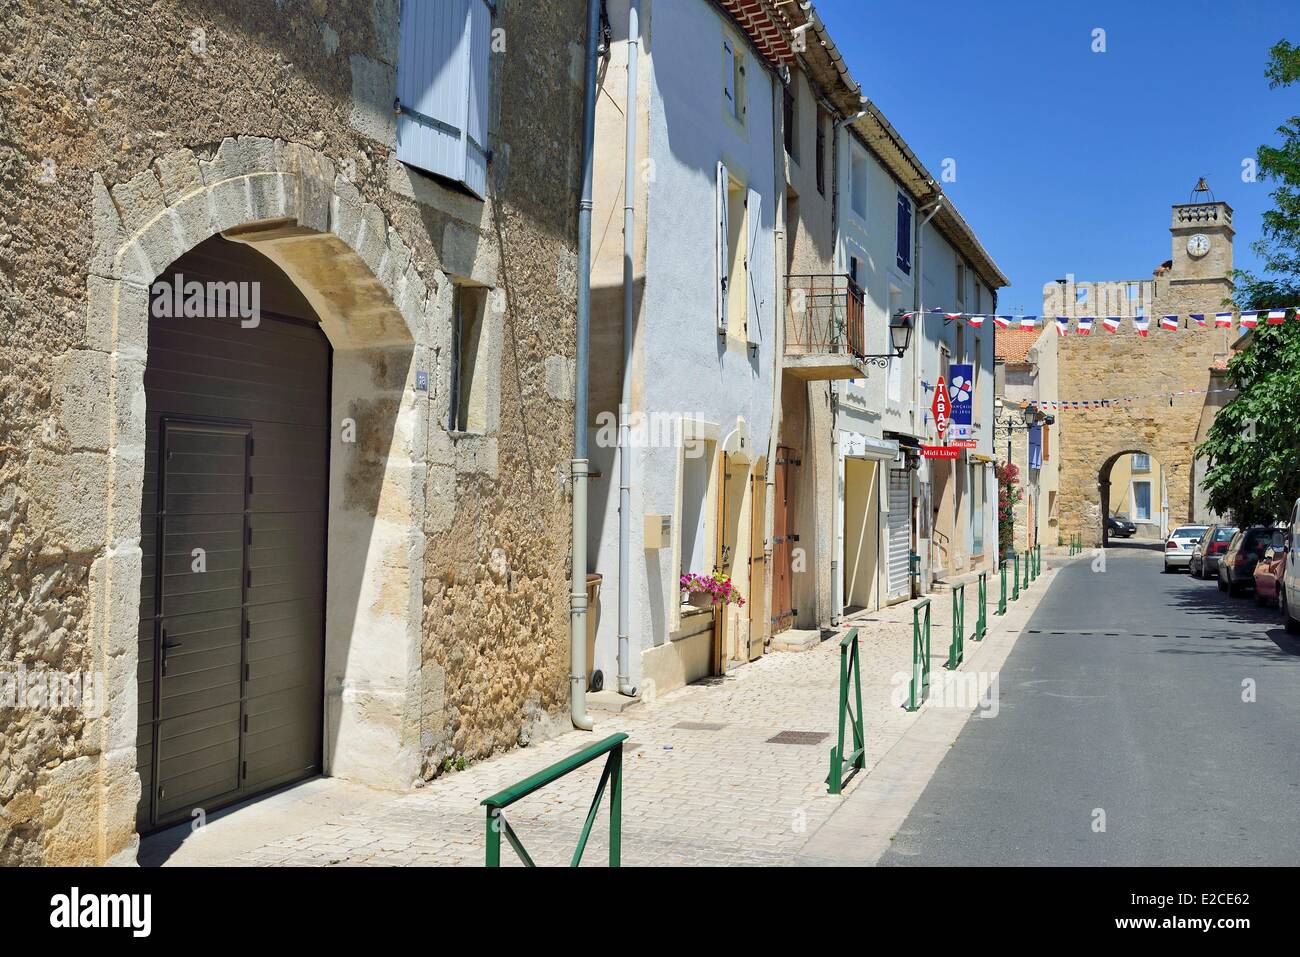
(1, 0), (585, 864)
(1042, 190), (1236, 545)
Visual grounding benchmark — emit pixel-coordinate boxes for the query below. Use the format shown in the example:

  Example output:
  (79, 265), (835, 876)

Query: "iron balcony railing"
(785, 273), (866, 360)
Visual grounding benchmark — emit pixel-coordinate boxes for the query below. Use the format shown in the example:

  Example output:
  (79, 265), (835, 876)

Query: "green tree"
(1199, 40), (1300, 525)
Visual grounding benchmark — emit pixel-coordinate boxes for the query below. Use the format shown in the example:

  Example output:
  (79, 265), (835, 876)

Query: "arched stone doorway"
(1098, 449), (1170, 546)
(71, 138), (438, 857)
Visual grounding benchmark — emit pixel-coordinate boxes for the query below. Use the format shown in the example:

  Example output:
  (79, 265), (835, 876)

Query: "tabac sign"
(931, 375), (950, 439)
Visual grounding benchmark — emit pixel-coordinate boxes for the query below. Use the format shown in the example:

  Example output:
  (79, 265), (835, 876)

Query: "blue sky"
(815, 0), (1298, 313)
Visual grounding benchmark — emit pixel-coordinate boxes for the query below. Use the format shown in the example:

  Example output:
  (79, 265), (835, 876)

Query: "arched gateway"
(1045, 187), (1237, 547)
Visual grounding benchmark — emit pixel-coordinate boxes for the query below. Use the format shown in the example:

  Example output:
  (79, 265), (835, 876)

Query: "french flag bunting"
(944, 312), (962, 321)
(1077, 316), (1094, 335)
(1267, 309), (1286, 325)
(1135, 316), (1150, 337)
(1055, 316), (1069, 336)
(994, 315), (1011, 328)
(1240, 311), (1259, 328)
(968, 315), (985, 328)
(1190, 313), (1206, 328)
(1215, 312), (1233, 328)
(1019, 315), (1037, 330)
(1160, 314), (1179, 331)
(1102, 316), (1121, 333)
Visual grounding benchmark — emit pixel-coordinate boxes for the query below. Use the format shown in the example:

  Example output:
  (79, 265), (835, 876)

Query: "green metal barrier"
(946, 583), (965, 670)
(996, 560), (1007, 615)
(906, 598), (932, 711)
(972, 571), (987, 642)
(483, 732), (627, 867)
(1022, 551), (1031, 590)
(1012, 553), (1020, 601)
(1029, 545), (1038, 581)
(1034, 544), (1042, 576)
(826, 628), (865, 795)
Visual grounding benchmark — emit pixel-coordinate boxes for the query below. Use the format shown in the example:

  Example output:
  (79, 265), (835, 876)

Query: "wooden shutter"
(745, 186), (763, 346)
(716, 162), (730, 335)
(396, 0), (491, 199)
(896, 192), (912, 273)
(723, 40), (736, 118)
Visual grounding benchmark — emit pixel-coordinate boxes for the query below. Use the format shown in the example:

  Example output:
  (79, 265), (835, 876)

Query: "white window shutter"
(723, 41), (736, 117)
(745, 186), (763, 345)
(716, 162), (730, 335)
(396, 0), (491, 199)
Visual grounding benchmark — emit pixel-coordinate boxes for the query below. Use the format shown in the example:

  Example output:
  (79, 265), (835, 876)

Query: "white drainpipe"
(765, 69), (786, 648)
(615, 0), (640, 697)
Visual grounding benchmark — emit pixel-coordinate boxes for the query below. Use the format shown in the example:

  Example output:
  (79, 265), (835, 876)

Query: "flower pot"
(685, 590), (714, 608)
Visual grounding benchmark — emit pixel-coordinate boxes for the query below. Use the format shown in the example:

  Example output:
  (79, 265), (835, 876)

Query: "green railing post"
(907, 599), (932, 711)
(946, 583), (965, 669)
(827, 628), (865, 794)
(1035, 544), (1041, 576)
(996, 560), (1007, 615)
(1023, 551), (1031, 590)
(972, 571), (987, 641)
(1012, 553), (1020, 601)
(482, 732), (628, 867)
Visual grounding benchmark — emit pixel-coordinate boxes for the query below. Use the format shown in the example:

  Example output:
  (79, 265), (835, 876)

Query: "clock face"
(1187, 233), (1211, 258)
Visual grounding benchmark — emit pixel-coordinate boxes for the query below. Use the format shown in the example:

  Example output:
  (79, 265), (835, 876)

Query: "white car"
(1164, 524), (1209, 572)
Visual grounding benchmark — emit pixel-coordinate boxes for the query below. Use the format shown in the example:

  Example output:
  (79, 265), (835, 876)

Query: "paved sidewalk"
(155, 558), (1060, 867)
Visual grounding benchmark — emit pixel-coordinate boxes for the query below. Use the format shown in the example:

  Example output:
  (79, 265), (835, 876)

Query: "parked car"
(1253, 529), (1287, 606)
(1190, 524), (1238, 579)
(1281, 498), (1300, 633)
(1219, 526), (1275, 596)
(1163, 524), (1209, 572)
(1107, 514), (1137, 538)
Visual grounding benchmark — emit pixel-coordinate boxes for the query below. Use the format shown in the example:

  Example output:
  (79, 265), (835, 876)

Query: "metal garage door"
(137, 297), (329, 832)
(886, 468), (911, 602)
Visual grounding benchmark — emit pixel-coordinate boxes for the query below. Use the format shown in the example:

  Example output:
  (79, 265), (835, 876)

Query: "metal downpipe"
(615, 0), (640, 697)
(569, 0), (603, 731)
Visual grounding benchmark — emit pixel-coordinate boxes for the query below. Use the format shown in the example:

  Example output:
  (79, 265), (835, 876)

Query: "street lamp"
(861, 310), (914, 367)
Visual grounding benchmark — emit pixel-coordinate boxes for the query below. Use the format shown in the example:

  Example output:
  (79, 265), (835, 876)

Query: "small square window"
(450, 284), (489, 434)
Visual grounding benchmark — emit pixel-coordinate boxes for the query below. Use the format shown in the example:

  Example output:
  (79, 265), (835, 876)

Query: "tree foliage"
(1199, 39), (1300, 526)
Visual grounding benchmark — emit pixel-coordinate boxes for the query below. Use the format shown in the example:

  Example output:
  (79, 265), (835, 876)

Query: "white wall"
(589, 0), (778, 689)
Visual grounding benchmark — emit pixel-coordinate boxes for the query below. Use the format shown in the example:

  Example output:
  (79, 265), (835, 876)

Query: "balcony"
(784, 274), (869, 380)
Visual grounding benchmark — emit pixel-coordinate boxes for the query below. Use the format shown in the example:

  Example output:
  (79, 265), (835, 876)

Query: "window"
(956, 262), (965, 304)
(396, 0), (493, 199)
(783, 83), (796, 159)
(450, 284), (489, 433)
(850, 151), (868, 218)
(1133, 481), (1152, 522)
(1132, 453), (1150, 472)
(1028, 425), (1042, 471)
(1076, 285), (1089, 305)
(849, 255), (861, 286)
(971, 466), (984, 554)
(896, 192), (912, 274)
(815, 110), (827, 196)
(723, 37), (746, 124)
(680, 444), (712, 581)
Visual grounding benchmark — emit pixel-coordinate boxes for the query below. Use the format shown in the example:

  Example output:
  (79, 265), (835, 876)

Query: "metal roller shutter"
(886, 468), (911, 602)
(137, 282), (329, 832)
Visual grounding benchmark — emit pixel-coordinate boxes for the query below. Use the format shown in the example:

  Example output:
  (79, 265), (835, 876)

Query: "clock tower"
(1167, 178), (1233, 297)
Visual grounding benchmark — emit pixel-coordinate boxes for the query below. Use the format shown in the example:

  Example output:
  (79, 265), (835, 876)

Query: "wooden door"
(772, 446), (796, 632)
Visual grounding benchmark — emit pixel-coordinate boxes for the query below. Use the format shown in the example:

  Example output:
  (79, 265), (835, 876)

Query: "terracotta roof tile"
(995, 328), (1041, 363)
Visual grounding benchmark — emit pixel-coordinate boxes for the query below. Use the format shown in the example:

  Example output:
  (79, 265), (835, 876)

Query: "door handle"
(160, 630), (183, 676)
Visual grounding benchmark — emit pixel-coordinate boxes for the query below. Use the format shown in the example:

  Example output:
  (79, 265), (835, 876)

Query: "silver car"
(1165, 525), (1209, 572)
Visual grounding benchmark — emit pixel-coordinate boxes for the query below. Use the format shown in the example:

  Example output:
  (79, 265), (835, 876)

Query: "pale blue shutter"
(745, 186), (763, 345)
(396, 0), (491, 199)
(716, 162), (730, 334)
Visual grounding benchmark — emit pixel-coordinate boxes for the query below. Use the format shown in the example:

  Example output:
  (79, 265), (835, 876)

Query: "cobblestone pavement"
(195, 564), (1048, 867)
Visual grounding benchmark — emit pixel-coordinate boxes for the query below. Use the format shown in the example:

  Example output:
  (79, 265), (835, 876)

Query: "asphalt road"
(880, 542), (1300, 866)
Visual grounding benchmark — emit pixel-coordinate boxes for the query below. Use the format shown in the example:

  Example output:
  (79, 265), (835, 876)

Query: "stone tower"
(1046, 181), (1235, 546)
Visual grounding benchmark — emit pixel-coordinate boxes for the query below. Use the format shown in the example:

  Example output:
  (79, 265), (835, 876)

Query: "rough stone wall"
(1044, 286), (1233, 547)
(0, 0), (583, 863)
